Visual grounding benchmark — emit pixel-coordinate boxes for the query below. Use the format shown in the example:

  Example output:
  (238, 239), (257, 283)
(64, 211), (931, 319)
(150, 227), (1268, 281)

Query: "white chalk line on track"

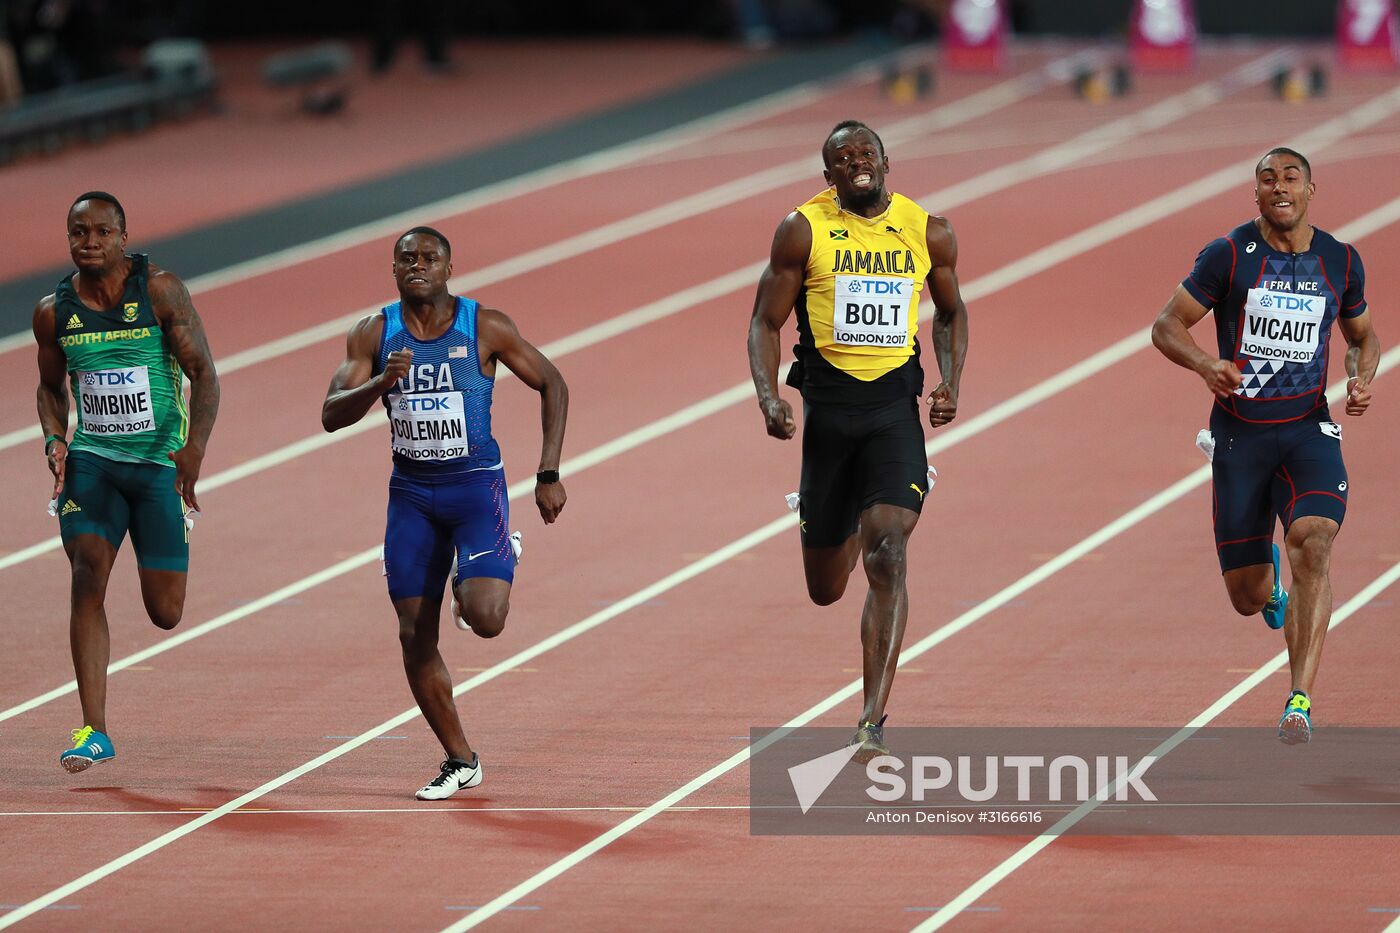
(0, 54), (1298, 725)
(2, 70), (1396, 931)
(912, 556), (1400, 931)
(0, 51), (1278, 575)
(0, 51), (1082, 447)
(440, 347), (1400, 933)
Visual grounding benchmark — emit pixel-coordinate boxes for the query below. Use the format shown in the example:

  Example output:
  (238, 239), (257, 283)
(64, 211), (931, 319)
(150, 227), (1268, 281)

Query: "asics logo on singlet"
(83, 371), (137, 386)
(1246, 241), (1257, 253)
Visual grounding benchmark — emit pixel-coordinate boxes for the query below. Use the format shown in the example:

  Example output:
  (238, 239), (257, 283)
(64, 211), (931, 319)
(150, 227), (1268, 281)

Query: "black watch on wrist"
(536, 470), (560, 484)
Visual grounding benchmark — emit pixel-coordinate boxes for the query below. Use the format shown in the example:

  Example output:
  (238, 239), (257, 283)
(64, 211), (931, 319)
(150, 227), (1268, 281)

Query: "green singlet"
(54, 254), (187, 468)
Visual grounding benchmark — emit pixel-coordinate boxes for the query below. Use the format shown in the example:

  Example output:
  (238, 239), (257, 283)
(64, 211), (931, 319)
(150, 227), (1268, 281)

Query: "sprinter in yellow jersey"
(747, 121), (969, 760)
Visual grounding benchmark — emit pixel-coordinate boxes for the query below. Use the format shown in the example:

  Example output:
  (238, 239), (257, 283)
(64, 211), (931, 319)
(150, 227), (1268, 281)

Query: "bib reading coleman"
(1183, 220), (1367, 424)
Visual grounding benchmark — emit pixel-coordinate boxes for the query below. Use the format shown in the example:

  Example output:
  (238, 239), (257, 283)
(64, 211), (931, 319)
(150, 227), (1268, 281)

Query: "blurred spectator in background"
(372, 0), (452, 74)
(0, 2), (23, 105)
(5, 0), (120, 93)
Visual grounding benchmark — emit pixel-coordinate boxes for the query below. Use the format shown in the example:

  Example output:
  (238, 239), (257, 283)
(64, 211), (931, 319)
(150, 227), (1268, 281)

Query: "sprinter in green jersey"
(33, 192), (220, 772)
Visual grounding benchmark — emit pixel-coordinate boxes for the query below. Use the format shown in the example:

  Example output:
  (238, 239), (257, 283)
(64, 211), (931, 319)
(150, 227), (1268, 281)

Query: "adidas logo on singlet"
(65, 314), (83, 330)
(61, 499), (81, 515)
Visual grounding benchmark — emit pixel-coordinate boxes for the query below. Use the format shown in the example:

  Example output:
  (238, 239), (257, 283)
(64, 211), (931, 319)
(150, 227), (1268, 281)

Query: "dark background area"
(25, 0), (1337, 40)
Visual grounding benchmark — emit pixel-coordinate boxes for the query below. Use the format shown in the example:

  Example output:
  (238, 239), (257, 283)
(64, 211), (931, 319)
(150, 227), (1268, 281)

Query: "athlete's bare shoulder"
(32, 292), (57, 325)
(925, 215), (958, 266)
(770, 210), (812, 267)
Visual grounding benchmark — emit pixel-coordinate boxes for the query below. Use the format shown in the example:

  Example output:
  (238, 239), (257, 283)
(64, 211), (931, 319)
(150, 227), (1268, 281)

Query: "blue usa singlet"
(374, 297), (502, 476)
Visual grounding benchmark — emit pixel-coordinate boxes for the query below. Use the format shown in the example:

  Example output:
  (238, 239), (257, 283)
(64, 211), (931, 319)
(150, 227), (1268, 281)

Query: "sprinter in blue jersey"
(1153, 149), (1380, 745)
(322, 227), (568, 798)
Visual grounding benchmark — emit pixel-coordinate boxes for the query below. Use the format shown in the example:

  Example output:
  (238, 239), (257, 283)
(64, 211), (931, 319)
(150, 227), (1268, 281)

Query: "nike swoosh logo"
(466, 550), (494, 561)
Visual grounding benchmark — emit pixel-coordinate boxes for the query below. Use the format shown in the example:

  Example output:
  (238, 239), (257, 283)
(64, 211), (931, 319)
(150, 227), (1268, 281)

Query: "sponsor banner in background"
(943, 0), (1008, 72)
(1338, 0), (1400, 71)
(1131, 0), (1197, 72)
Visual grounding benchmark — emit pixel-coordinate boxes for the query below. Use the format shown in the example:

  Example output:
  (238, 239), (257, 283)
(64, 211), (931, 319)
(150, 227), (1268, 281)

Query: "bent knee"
(1286, 529), (1335, 577)
(1227, 591), (1266, 616)
(863, 535), (908, 583)
(464, 605), (508, 638)
(807, 582), (845, 607)
(148, 604), (183, 630)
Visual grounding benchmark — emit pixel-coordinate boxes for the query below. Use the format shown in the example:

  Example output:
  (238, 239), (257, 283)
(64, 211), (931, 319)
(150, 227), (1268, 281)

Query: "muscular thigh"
(1273, 414), (1348, 532)
(440, 469), (514, 585)
(58, 450), (131, 553)
(384, 476), (454, 602)
(123, 460), (189, 572)
(1209, 418), (1279, 573)
(854, 397), (929, 516)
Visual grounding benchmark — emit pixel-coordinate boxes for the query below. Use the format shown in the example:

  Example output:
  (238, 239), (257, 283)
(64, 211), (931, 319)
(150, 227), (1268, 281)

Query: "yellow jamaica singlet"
(788, 188), (932, 405)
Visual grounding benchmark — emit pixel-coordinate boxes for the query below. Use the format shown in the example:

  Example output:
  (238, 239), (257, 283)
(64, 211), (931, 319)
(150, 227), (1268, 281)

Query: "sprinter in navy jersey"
(323, 227), (568, 798)
(1153, 149), (1380, 744)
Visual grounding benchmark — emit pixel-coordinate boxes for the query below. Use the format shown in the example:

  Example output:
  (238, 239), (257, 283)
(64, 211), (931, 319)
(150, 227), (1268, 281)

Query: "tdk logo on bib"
(399, 395), (453, 412)
(1241, 287), (1324, 363)
(845, 279), (908, 297)
(834, 275), (915, 348)
(83, 371), (137, 386)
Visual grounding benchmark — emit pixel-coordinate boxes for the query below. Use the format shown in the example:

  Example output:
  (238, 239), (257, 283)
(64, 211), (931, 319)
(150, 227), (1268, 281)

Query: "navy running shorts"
(383, 466), (513, 602)
(1209, 405), (1348, 573)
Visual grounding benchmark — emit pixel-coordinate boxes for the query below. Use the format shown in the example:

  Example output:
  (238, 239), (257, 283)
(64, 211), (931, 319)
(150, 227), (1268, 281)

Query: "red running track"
(2, 42), (1400, 932)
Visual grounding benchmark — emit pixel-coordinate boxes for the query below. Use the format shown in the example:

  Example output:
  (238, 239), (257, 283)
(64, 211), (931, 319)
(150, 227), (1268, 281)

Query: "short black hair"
(822, 120), (885, 168)
(1256, 147), (1311, 180)
(70, 191), (126, 230)
(396, 225), (451, 258)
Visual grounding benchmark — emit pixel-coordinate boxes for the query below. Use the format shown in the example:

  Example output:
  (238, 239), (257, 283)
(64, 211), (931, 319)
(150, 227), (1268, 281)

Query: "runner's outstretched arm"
(479, 307), (569, 523)
(924, 216), (967, 428)
(151, 270), (220, 511)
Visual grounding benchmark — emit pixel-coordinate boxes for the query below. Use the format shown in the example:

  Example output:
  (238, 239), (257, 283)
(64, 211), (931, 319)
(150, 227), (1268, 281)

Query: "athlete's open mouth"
(852, 172), (873, 188)
(1271, 200), (1293, 208)
(406, 276), (428, 285)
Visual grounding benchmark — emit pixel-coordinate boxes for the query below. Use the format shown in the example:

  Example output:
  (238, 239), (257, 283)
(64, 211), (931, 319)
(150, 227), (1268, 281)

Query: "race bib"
(1240, 288), (1325, 363)
(77, 366), (154, 435)
(832, 275), (915, 348)
(388, 391), (468, 461)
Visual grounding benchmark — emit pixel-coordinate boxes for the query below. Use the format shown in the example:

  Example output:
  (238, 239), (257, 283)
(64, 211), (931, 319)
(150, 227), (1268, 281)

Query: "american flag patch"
(448, 346), (471, 358)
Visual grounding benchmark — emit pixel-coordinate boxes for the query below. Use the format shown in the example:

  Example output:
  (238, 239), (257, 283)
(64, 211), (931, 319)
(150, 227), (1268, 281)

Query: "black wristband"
(536, 470), (560, 484)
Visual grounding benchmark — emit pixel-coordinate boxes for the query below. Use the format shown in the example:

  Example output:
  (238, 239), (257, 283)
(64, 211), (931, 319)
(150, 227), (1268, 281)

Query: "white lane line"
(913, 560), (1400, 932)
(0, 379), (758, 725)
(0, 53), (1273, 576)
(2, 73), (1392, 727)
(438, 351), (1400, 933)
(0, 54), (1078, 450)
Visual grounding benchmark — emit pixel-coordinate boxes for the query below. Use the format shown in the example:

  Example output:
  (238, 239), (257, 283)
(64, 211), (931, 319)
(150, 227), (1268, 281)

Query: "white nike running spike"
(415, 755), (483, 800)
